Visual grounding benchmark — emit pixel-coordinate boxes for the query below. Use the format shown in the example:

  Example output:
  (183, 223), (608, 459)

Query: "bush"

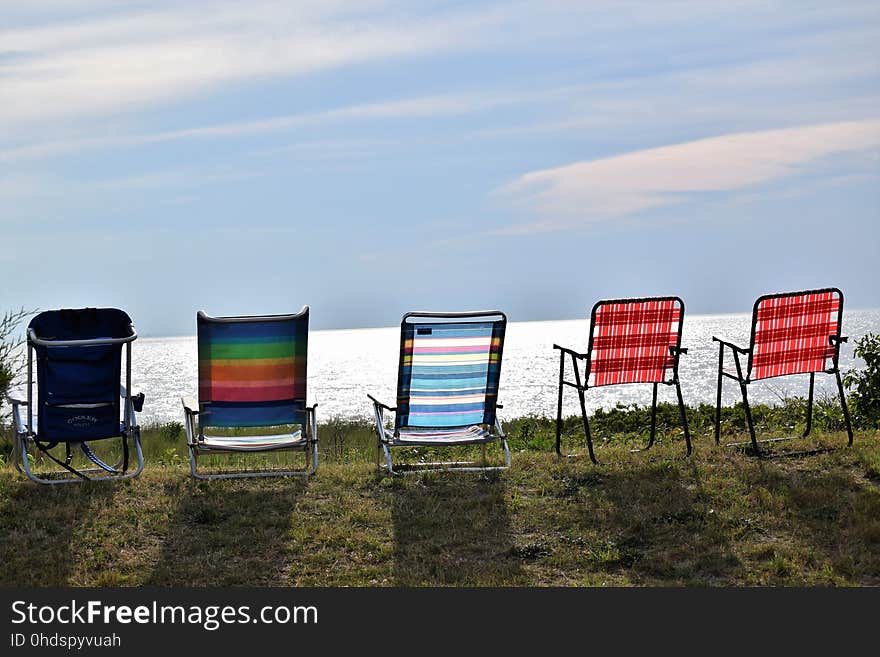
(844, 333), (880, 429)
(0, 308), (32, 419)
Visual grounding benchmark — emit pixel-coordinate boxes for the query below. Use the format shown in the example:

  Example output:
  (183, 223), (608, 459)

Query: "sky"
(2, 0), (879, 336)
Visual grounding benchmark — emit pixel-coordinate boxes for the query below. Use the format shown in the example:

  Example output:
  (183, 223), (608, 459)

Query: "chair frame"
(713, 287), (853, 455)
(554, 296), (691, 463)
(369, 310), (511, 475)
(183, 308), (318, 480)
(9, 322), (144, 484)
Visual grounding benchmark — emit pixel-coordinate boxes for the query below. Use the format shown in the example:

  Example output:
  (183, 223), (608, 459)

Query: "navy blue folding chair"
(9, 308), (145, 484)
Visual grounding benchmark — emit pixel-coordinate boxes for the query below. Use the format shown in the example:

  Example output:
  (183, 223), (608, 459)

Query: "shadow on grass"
(145, 478), (308, 586)
(554, 447), (879, 584)
(743, 460), (880, 583)
(553, 459), (745, 584)
(0, 479), (117, 586)
(390, 472), (522, 585)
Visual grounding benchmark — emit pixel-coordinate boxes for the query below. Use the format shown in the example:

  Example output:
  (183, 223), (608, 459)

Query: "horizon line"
(134, 306), (880, 340)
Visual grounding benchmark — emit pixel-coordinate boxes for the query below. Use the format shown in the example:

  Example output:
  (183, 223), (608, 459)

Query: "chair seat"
(390, 425), (496, 446)
(199, 430), (306, 452)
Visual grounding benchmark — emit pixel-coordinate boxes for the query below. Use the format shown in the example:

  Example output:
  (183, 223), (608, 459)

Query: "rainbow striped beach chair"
(713, 288), (853, 455)
(554, 296), (691, 463)
(369, 311), (510, 474)
(182, 308), (317, 479)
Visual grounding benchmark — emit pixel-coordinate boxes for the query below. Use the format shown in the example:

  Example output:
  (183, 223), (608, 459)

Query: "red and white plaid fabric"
(589, 298), (682, 387)
(750, 290), (840, 381)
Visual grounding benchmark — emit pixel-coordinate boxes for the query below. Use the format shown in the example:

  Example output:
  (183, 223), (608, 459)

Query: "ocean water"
(123, 309), (880, 425)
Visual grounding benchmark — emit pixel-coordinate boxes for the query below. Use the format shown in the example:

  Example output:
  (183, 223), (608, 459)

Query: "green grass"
(0, 405), (877, 586)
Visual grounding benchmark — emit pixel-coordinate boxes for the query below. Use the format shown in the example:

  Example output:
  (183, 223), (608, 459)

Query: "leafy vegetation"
(0, 308), (32, 419)
(845, 333), (880, 429)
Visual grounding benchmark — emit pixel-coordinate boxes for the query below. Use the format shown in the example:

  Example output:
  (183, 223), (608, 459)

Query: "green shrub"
(160, 421), (184, 442)
(0, 308), (32, 420)
(844, 333), (880, 429)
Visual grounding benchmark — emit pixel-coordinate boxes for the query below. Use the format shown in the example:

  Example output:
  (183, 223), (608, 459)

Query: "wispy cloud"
(496, 119), (880, 235)
(0, 90), (531, 162)
(0, 1), (534, 135)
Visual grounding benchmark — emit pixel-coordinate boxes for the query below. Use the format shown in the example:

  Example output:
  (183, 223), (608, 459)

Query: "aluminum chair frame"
(369, 310), (511, 475)
(184, 308), (318, 480)
(713, 287), (853, 456)
(9, 322), (144, 484)
(554, 296), (691, 463)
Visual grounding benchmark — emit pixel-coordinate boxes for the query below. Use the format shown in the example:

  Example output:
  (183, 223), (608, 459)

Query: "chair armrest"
(367, 394), (396, 412)
(181, 396), (199, 414)
(8, 396), (30, 434)
(712, 336), (750, 354)
(670, 346), (688, 356)
(830, 335), (849, 345)
(553, 344), (588, 359)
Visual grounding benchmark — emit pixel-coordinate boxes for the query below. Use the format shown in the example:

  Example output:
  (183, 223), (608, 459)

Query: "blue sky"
(2, 1), (879, 335)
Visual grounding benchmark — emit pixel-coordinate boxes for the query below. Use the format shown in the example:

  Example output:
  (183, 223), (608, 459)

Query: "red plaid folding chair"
(713, 287), (853, 455)
(554, 296), (691, 463)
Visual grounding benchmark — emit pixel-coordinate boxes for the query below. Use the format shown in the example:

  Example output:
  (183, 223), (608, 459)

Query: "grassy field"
(0, 405), (878, 586)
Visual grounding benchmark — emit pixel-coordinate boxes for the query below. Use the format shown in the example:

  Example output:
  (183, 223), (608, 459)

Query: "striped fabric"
(201, 430), (305, 452)
(589, 298), (682, 387)
(750, 290), (840, 381)
(396, 317), (505, 430)
(198, 312), (308, 428)
(394, 426), (493, 445)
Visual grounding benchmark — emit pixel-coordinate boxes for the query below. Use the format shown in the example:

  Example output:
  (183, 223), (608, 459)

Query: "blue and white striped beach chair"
(368, 311), (510, 474)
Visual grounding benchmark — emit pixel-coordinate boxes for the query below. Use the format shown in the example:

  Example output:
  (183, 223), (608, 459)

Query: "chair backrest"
(395, 311), (506, 431)
(197, 308), (309, 429)
(748, 288), (843, 381)
(28, 308), (135, 442)
(587, 297), (684, 387)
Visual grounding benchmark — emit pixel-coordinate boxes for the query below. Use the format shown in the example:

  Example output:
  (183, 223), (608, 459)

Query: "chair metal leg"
(576, 387), (597, 464)
(20, 433), (144, 485)
(643, 382), (658, 450)
(739, 381), (760, 455)
(715, 341), (724, 445)
(675, 380), (692, 456)
(835, 369), (854, 446)
(13, 431), (24, 473)
(555, 350), (565, 457)
(382, 442), (394, 475)
(803, 372), (815, 437)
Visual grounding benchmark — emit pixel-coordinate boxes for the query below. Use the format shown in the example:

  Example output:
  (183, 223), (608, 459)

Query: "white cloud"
(496, 119), (880, 234)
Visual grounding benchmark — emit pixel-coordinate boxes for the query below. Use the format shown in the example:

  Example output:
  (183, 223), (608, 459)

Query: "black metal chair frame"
(712, 287), (853, 456)
(554, 296), (692, 463)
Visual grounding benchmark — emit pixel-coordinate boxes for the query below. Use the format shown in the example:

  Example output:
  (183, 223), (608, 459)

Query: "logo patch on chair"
(67, 415), (100, 428)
